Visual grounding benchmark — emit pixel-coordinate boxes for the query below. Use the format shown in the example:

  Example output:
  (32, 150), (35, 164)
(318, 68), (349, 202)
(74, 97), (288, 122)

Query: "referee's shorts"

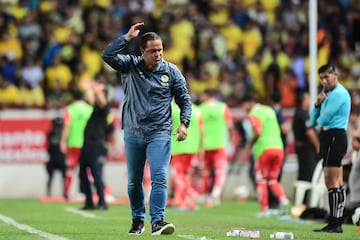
(319, 128), (347, 167)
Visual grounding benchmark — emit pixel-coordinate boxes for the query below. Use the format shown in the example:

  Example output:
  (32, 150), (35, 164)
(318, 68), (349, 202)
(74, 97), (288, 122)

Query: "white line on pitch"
(177, 234), (214, 240)
(65, 207), (98, 219)
(0, 213), (68, 240)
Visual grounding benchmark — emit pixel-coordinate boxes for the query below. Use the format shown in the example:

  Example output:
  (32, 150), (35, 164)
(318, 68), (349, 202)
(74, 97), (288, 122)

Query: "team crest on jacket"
(161, 75), (169, 86)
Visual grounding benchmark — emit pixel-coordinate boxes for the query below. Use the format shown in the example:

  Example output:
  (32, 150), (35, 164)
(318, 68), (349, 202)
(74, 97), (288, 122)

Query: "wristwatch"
(181, 120), (190, 128)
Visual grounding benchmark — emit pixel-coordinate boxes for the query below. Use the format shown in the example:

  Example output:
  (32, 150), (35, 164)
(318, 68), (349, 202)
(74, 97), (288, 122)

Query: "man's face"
(141, 39), (163, 70)
(319, 70), (338, 92)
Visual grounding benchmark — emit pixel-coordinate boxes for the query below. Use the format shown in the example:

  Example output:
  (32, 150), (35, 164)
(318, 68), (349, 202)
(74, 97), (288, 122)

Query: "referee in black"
(310, 64), (351, 233)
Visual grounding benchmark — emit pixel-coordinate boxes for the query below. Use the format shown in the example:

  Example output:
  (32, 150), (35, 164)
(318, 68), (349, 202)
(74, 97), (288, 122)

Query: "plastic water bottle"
(269, 232), (294, 239)
(226, 229), (260, 238)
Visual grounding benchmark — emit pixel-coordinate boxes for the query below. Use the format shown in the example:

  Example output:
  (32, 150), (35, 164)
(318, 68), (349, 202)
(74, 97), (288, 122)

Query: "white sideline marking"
(65, 207), (97, 219)
(177, 234), (214, 240)
(0, 213), (68, 240)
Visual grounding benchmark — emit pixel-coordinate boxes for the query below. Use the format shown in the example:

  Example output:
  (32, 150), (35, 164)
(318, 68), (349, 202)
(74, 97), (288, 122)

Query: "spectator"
(0, 75), (21, 108)
(219, 19), (243, 54)
(278, 68), (298, 108)
(45, 54), (73, 91)
(46, 79), (70, 109)
(0, 30), (23, 62)
(0, 54), (16, 85)
(80, 33), (103, 78)
(218, 66), (234, 101)
(17, 10), (42, 58)
(19, 56), (45, 107)
(0, 1), (360, 119)
(242, 18), (262, 60)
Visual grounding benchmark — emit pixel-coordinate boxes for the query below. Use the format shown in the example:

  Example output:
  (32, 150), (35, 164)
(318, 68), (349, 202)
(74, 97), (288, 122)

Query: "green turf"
(0, 199), (358, 239)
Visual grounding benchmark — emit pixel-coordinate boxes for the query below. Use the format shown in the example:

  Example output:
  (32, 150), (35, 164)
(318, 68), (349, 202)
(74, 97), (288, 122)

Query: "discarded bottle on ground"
(269, 232), (294, 239)
(226, 229), (260, 238)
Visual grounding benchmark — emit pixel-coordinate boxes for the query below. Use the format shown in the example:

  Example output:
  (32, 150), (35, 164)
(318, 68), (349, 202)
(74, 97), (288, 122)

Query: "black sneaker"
(151, 221), (175, 235)
(128, 218), (145, 235)
(96, 204), (108, 210)
(313, 225), (343, 233)
(80, 205), (95, 210)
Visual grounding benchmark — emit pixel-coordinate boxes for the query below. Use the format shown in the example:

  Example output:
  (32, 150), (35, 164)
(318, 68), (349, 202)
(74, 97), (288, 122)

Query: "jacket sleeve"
(101, 35), (132, 72)
(171, 65), (192, 126)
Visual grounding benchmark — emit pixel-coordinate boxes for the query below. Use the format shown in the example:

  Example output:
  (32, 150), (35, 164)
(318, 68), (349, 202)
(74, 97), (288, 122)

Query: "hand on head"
(124, 22), (145, 41)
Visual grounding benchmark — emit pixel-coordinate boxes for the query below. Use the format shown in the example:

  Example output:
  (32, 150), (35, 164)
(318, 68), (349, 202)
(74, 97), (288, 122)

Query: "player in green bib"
(199, 89), (235, 207)
(241, 94), (289, 216)
(170, 101), (203, 210)
(60, 89), (93, 199)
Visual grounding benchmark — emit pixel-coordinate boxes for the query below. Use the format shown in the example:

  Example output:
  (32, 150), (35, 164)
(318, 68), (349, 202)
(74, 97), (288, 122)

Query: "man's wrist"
(181, 120), (190, 128)
(123, 33), (132, 41)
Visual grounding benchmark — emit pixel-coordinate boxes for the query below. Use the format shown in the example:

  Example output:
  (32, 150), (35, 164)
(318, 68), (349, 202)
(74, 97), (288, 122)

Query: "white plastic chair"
(293, 180), (312, 206)
(293, 159), (328, 210)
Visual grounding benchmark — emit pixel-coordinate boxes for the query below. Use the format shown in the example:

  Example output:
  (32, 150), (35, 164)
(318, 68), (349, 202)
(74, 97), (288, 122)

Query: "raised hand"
(124, 22), (145, 41)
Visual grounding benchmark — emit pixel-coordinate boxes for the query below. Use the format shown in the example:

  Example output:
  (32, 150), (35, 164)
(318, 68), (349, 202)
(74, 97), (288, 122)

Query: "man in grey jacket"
(102, 22), (192, 236)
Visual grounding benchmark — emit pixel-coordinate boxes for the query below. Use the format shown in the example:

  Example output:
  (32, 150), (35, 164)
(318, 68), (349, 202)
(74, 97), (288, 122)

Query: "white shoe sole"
(152, 223), (175, 235)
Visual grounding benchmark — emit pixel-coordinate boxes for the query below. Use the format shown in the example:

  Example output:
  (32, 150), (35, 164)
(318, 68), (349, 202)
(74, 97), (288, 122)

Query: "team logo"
(161, 75), (169, 86)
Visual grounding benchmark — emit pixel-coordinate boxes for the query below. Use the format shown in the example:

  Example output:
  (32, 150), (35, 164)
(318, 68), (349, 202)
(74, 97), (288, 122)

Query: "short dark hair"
(318, 64), (336, 74)
(72, 89), (84, 100)
(203, 88), (218, 97)
(94, 72), (108, 97)
(271, 91), (282, 103)
(240, 92), (258, 103)
(296, 91), (308, 107)
(94, 72), (107, 84)
(140, 32), (161, 49)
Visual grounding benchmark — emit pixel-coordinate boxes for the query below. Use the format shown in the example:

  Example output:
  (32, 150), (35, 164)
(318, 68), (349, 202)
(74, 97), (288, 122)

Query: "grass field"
(0, 198), (358, 240)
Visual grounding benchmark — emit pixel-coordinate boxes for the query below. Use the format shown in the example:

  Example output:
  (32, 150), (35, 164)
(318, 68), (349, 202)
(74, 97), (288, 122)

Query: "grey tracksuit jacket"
(102, 35), (192, 136)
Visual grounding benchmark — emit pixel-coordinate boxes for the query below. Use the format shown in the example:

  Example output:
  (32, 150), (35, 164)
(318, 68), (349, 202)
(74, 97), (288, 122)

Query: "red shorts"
(171, 153), (196, 174)
(204, 148), (227, 169)
(66, 147), (81, 168)
(254, 149), (284, 181)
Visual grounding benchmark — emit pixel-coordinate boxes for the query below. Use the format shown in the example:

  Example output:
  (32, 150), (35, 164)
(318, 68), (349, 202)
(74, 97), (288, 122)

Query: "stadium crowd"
(0, 0), (360, 109)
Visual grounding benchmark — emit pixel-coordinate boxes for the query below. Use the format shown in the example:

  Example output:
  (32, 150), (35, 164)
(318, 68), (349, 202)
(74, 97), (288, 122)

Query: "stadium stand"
(0, 0), (360, 109)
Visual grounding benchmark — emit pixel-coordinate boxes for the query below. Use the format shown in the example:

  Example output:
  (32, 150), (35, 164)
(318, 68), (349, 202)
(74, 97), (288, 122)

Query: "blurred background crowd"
(1, 0), (360, 109)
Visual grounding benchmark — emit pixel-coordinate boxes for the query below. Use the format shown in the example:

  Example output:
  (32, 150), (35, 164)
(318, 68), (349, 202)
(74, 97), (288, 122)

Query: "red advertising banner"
(0, 109), (294, 164)
(0, 114), (126, 164)
(0, 118), (52, 163)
